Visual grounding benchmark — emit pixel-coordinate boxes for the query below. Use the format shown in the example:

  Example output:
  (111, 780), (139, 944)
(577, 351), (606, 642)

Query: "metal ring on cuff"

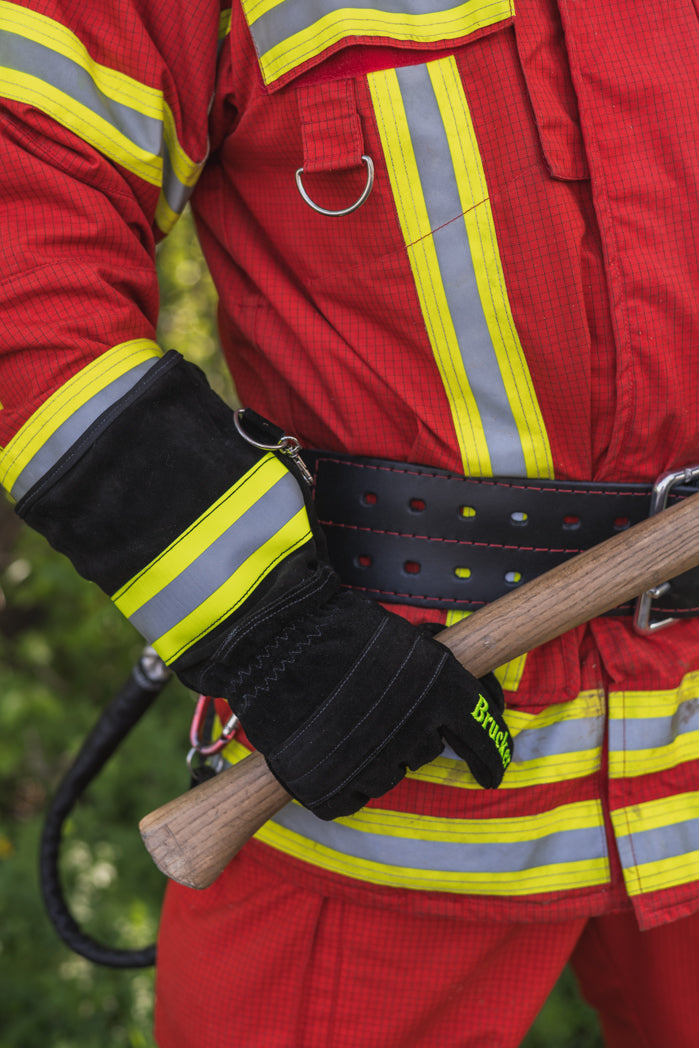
(295, 155), (375, 217)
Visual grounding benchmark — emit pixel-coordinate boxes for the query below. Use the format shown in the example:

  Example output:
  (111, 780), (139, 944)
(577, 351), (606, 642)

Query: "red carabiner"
(189, 695), (239, 757)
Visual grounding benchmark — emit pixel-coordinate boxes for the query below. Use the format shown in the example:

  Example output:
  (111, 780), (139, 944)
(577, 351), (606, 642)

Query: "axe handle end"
(139, 752), (289, 889)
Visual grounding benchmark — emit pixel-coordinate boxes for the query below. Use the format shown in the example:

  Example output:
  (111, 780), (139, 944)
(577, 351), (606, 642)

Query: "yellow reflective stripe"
(612, 672), (699, 718)
(219, 7), (233, 40)
(245, 0), (284, 20)
(445, 608), (527, 691)
(155, 194), (180, 236)
(609, 672), (699, 779)
(0, 67), (160, 186)
(1, 2), (163, 118)
(2, 0), (200, 186)
(114, 454), (288, 616)
(613, 792), (699, 896)
(252, 0), (513, 85)
(367, 60), (553, 478)
(368, 67), (492, 476)
(496, 656), (528, 692)
(161, 110), (202, 193)
(151, 508), (312, 663)
(0, 1), (203, 225)
(427, 58), (553, 478)
(619, 851), (699, 897)
(334, 798), (602, 843)
(256, 810), (608, 895)
(112, 452), (314, 663)
(409, 742), (601, 791)
(617, 791), (699, 837)
(0, 340), (161, 493)
(408, 690), (604, 790)
(611, 734), (699, 779)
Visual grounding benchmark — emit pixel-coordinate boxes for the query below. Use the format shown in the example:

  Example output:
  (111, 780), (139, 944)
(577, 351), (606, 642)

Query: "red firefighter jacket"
(1, 0), (699, 930)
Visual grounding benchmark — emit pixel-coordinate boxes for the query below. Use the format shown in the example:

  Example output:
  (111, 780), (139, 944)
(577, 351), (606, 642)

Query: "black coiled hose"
(39, 648), (170, 968)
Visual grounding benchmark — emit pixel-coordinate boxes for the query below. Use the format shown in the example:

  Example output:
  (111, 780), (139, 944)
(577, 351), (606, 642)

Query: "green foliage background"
(0, 210), (602, 1047)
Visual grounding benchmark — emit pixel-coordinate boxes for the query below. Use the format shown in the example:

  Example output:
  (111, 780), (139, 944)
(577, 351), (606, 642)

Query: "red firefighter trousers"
(155, 845), (699, 1048)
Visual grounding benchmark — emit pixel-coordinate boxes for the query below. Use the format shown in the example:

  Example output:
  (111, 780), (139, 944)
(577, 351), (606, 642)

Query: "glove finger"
(426, 629), (505, 713)
(478, 671), (506, 714)
(442, 696), (513, 788)
(333, 725), (445, 807)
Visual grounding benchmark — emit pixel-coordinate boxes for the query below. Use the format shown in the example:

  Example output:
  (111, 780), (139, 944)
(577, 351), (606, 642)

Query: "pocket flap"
(241, 0), (515, 90)
(514, 0), (589, 179)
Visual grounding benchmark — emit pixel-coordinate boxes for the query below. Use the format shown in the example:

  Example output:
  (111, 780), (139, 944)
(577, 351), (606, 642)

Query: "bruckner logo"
(471, 694), (512, 770)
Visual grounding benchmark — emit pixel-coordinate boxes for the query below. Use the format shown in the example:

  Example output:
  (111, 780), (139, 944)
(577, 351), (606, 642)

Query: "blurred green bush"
(0, 209), (602, 1047)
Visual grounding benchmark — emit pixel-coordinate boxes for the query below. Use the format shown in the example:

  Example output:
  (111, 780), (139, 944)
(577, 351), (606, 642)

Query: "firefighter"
(1, 0), (699, 1044)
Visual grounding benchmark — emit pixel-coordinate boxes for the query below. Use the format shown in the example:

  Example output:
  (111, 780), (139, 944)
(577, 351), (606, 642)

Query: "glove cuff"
(13, 349), (331, 666)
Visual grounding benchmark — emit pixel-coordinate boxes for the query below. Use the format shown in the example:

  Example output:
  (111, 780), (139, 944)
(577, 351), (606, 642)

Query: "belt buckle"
(634, 465), (699, 633)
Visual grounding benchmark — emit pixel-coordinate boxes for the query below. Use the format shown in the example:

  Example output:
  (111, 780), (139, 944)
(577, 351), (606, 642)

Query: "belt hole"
(505, 570), (523, 586)
(614, 516), (630, 531)
(562, 515), (580, 531)
(362, 492), (378, 506)
(356, 554), (372, 568)
(404, 560), (421, 575)
(459, 505), (476, 519)
(455, 566), (471, 579)
(510, 511), (529, 526)
(409, 497), (426, 512)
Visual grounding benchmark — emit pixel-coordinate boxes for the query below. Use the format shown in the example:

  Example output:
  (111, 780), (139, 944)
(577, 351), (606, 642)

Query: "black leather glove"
(190, 590), (511, 820)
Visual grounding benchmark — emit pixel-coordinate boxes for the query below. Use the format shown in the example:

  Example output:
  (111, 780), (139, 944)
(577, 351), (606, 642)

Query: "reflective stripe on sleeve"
(0, 1), (204, 232)
(112, 453), (313, 663)
(242, 0), (514, 86)
(367, 58), (554, 479)
(0, 340), (162, 500)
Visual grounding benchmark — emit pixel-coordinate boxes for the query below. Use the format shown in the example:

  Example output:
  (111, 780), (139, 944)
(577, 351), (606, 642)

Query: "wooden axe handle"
(140, 492), (699, 889)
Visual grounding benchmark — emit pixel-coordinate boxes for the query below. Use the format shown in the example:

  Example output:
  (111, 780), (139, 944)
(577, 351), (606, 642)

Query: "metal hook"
(295, 155), (374, 217)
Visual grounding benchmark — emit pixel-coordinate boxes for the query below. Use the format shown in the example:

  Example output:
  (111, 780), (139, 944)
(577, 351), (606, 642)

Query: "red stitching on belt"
(310, 456), (657, 498)
(349, 583), (488, 605)
(318, 518), (583, 555)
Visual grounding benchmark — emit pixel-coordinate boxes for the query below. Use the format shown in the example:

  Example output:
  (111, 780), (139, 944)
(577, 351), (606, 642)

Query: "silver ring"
(233, 408), (302, 457)
(295, 155), (374, 217)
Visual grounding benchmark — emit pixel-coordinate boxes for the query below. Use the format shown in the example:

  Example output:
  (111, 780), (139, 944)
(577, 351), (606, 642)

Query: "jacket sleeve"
(0, 0), (334, 673)
(0, 0), (224, 438)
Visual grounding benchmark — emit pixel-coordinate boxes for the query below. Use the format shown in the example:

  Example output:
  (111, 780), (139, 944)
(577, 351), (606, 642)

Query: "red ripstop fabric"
(155, 845), (699, 1048)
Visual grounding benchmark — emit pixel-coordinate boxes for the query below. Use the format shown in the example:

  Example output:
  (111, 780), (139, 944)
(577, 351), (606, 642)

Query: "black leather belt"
(302, 450), (699, 625)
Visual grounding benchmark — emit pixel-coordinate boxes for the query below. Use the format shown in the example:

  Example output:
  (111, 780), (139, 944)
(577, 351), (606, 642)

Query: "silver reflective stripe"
(0, 31), (192, 215)
(442, 714), (604, 764)
(128, 472), (305, 642)
(272, 801), (607, 873)
(10, 357), (158, 501)
(395, 62), (527, 476)
(616, 817), (699, 870)
(249, 0), (474, 53)
(609, 697), (699, 752)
